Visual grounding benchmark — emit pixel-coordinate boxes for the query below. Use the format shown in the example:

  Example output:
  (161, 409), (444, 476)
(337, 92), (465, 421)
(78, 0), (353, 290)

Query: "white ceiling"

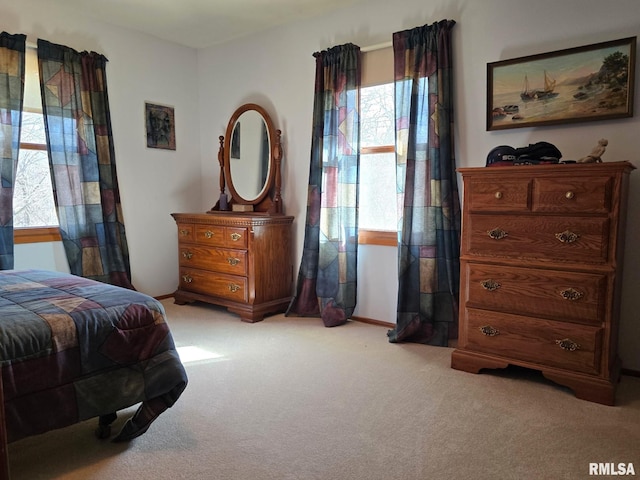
(54, 0), (365, 49)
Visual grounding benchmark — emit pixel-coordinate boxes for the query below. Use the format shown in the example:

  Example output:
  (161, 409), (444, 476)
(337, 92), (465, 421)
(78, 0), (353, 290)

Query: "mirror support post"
(218, 136), (229, 210)
(212, 136), (229, 211)
(270, 129), (283, 214)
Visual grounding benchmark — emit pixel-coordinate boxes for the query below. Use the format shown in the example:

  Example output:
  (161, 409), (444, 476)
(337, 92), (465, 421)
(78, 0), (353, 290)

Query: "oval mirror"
(223, 104), (277, 207)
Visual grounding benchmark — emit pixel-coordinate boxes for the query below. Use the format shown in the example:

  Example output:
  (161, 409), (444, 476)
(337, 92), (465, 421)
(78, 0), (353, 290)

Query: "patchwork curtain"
(286, 43), (361, 327)
(0, 33), (26, 270)
(387, 21), (461, 346)
(37, 39), (134, 289)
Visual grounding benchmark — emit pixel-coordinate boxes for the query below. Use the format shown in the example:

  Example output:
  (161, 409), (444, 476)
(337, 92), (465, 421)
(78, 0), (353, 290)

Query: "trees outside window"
(359, 82), (397, 245)
(14, 46), (60, 244)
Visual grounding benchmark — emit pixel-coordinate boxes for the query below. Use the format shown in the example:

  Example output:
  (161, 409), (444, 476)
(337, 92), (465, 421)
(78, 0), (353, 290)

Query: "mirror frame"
(214, 103), (283, 214)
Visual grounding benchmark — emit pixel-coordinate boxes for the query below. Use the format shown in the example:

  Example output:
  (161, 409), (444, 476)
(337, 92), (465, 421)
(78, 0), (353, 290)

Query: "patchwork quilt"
(0, 269), (188, 443)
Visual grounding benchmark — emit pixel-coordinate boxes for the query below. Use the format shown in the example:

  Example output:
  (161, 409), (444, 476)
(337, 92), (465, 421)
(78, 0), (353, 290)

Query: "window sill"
(358, 229), (396, 247)
(14, 227), (61, 244)
(14, 227), (395, 247)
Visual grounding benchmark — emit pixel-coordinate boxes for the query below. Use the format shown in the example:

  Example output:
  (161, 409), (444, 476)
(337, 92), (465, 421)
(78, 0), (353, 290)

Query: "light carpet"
(8, 299), (640, 479)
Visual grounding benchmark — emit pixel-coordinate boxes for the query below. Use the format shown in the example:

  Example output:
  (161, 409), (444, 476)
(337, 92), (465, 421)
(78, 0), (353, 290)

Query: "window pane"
(15, 48), (59, 230)
(23, 47), (43, 111)
(360, 84), (395, 147)
(20, 111), (47, 144)
(359, 152), (396, 231)
(14, 149), (59, 227)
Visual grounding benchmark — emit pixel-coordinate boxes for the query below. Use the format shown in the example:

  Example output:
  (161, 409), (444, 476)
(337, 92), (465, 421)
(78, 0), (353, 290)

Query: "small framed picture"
(145, 102), (176, 150)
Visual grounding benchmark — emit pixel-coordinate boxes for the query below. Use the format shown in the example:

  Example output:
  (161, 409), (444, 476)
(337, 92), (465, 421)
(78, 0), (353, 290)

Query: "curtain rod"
(361, 41), (392, 52)
(28, 37), (392, 52)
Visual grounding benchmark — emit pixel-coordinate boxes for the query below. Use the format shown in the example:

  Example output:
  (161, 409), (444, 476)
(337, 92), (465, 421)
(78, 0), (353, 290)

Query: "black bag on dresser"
(513, 141), (562, 164)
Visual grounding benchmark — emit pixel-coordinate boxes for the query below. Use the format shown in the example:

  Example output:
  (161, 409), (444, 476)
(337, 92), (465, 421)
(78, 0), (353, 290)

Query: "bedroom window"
(358, 46), (397, 247)
(14, 45), (61, 244)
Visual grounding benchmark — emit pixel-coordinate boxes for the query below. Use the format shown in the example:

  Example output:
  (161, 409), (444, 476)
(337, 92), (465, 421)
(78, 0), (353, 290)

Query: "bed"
(0, 269), (188, 454)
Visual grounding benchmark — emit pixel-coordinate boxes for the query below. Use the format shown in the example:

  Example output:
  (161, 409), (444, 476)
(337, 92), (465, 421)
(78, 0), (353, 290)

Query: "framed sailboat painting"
(487, 37), (636, 130)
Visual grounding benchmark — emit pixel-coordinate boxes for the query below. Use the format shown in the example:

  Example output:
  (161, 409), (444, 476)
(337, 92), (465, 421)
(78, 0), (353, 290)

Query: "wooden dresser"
(451, 161), (634, 405)
(171, 212), (294, 322)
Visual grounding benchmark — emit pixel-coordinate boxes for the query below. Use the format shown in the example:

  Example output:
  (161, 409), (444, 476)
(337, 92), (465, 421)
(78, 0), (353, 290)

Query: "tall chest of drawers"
(171, 212), (294, 322)
(451, 161), (634, 405)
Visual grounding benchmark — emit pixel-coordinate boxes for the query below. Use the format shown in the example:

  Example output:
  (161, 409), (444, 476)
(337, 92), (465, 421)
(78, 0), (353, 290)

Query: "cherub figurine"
(577, 138), (608, 163)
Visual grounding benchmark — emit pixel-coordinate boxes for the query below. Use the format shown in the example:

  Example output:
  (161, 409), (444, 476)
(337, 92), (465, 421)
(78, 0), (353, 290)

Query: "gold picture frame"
(487, 37), (636, 131)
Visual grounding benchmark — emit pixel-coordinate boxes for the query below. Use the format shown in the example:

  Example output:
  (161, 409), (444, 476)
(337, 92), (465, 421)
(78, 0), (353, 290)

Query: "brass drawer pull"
(181, 274), (193, 283)
(555, 230), (580, 243)
(555, 338), (580, 352)
(182, 251), (193, 260)
(479, 325), (499, 336)
(565, 191), (575, 199)
(230, 232), (242, 241)
(228, 283), (241, 293)
(481, 280), (501, 291)
(495, 191), (503, 199)
(560, 288), (584, 301)
(227, 257), (240, 266)
(179, 229), (190, 236)
(487, 228), (508, 240)
(204, 230), (214, 239)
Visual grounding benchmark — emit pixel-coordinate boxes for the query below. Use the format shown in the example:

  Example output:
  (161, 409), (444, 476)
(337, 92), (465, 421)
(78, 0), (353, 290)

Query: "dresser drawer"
(464, 263), (607, 325)
(465, 308), (601, 375)
(194, 225), (226, 246)
(179, 268), (247, 302)
(465, 214), (610, 263)
(176, 223), (195, 242)
(179, 245), (247, 276)
(193, 225), (249, 248)
(225, 227), (248, 248)
(532, 176), (612, 213)
(466, 177), (531, 212)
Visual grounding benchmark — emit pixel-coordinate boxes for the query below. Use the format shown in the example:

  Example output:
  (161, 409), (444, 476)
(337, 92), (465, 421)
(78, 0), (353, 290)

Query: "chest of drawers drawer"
(531, 176), (612, 213)
(464, 263), (607, 325)
(466, 174), (613, 214)
(464, 214), (610, 263)
(465, 308), (601, 375)
(466, 178), (532, 212)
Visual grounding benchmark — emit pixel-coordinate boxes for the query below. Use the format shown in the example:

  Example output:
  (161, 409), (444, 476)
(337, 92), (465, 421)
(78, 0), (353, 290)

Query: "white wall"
(196, 0), (640, 369)
(1, 0), (202, 296)
(14, 242), (70, 274)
